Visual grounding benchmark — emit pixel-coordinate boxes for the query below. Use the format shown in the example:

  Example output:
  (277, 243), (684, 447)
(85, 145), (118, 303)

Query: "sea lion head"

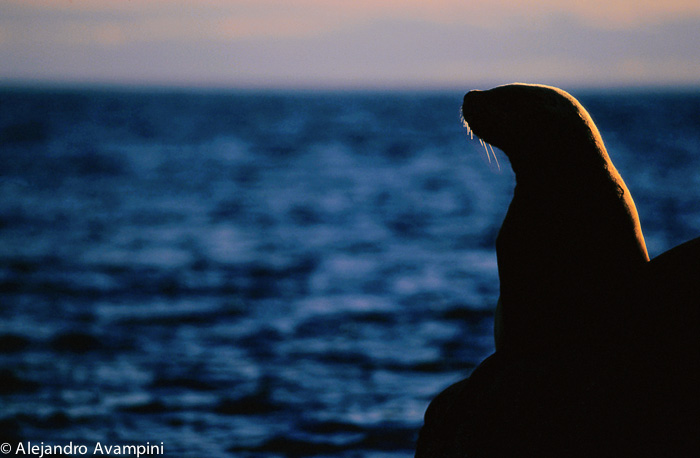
(462, 83), (607, 176)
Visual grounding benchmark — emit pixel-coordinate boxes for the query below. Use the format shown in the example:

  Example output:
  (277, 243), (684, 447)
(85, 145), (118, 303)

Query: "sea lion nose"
(463, 89), (482, 100)
(462, 90), (482, 122)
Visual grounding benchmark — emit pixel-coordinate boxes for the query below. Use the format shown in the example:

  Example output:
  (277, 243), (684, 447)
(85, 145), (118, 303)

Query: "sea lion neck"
(506, 140), (611, 189)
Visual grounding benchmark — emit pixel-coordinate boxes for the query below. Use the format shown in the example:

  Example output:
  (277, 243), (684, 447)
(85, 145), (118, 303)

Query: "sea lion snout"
(462, 89), (499, 147)
(461, 90), (483, 123)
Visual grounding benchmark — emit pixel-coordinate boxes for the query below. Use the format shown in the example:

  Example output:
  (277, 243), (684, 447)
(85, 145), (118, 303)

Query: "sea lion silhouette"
(462, 83), (649, 353)
(415, 84), (699, 457)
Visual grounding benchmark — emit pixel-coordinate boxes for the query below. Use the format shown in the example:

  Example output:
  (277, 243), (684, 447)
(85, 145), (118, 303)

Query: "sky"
(1, 0), (699, 89)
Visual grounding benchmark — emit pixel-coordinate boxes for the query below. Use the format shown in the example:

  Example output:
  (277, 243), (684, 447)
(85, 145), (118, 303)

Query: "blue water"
(1, 86), (699, 457)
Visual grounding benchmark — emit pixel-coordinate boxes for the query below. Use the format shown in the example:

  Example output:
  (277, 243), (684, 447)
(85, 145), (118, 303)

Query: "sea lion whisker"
(476, 141), (491, 166)
(482, 140), (492, 165)
(460, 110), (499, 171)
(467, 131), (491, 166)
(460, 110), (471, 134)
(488, 143), (501, 171)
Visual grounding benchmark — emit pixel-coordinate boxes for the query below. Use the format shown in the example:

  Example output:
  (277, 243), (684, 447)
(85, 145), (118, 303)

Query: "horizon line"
(2, 77), (700, 94)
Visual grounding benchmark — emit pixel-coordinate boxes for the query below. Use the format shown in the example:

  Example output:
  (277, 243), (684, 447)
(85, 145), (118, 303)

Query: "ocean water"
(1, 86), (699, 457)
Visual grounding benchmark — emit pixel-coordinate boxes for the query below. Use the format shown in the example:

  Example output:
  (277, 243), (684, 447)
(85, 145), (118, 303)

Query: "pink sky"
(1, 0), (699, 88)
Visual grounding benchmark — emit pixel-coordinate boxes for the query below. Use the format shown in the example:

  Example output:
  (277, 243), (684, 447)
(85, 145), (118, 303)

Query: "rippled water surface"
(1, 86), (699, 457)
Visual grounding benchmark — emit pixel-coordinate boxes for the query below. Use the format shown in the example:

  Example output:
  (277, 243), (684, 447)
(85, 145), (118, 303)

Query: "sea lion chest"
(495, 176), (645, 350)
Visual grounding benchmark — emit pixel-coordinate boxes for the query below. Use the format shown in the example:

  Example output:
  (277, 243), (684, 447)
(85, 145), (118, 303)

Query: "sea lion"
(416, 84), (699, 458)
(461, 83), (649, 352)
